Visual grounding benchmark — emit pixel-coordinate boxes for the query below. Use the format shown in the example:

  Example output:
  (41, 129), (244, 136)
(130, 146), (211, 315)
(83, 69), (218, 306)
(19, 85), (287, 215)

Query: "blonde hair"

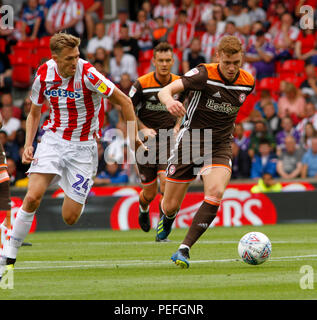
(217, 35), (242, 55)
(50, 33), (81, 55)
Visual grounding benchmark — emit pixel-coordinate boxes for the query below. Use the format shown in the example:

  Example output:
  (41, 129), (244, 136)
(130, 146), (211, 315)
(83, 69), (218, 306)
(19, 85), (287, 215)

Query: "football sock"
(179, 244), (190, 250)
(139, 190), (151, 211)
(3, 207), (35, 262)
(182, 200), (219, 248)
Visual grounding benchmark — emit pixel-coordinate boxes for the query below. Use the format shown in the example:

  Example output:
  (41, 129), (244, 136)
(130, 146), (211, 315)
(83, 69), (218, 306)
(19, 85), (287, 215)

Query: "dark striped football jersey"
(129, 71), (180, 132)
(181, 63), (255, 144)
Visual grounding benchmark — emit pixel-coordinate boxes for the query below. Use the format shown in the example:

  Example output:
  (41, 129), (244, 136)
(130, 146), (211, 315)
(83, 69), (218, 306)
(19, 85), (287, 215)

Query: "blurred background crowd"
(0, 0), (317, 188)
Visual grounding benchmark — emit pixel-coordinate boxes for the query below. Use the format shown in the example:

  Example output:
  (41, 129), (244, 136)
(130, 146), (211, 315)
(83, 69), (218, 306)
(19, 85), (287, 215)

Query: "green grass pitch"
(1, 223), (316, 300)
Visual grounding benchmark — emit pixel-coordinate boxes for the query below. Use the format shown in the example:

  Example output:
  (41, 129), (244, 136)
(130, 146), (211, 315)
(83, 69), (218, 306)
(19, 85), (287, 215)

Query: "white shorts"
(27, 131), (98, 204)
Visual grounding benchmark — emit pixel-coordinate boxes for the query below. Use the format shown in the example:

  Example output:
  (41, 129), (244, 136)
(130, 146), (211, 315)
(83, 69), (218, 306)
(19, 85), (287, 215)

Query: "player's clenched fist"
(166, 100), (186, 117)
(22, 146), (35, 164)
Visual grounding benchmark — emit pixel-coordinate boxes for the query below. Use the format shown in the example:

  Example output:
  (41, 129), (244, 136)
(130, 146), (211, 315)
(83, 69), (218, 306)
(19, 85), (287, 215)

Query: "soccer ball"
(238, 232), (272, 265)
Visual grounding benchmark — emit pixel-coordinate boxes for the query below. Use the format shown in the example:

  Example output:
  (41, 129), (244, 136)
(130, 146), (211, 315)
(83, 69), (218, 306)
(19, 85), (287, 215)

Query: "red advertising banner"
(110, 188), (278, 230)
(50, 181), (314, 230)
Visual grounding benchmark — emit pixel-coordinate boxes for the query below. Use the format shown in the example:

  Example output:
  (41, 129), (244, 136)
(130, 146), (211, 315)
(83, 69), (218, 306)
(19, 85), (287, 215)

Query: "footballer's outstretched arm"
(22, 103), (41, 164)
(158, 79), (186, 117)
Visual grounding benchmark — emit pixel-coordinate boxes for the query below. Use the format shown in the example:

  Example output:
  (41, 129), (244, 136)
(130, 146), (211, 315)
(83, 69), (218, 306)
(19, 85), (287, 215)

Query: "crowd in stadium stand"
(0, 0), (317, 187)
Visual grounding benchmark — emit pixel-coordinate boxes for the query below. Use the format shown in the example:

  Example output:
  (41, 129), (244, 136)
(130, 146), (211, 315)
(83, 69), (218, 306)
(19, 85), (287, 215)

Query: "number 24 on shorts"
(72, 174), (90, 193)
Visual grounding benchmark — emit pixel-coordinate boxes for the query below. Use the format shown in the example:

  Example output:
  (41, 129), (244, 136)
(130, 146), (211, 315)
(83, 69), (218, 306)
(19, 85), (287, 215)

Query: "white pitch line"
(13, 254), (317, 271)
(26, 239), (317, 247)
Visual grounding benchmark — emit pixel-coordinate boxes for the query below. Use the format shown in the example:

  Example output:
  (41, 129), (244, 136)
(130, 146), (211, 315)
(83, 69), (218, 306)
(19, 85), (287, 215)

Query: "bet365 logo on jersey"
(45, 89), (81, 99)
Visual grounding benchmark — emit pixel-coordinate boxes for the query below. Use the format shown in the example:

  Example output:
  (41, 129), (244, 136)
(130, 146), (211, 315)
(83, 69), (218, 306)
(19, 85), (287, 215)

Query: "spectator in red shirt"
(295, 29), (317, 65)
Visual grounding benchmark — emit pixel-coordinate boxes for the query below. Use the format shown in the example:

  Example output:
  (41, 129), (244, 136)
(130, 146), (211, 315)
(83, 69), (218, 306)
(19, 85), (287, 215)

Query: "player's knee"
(205, 184), (225, 200)
(143, 189), (157, 203)
(63, 214), (79, 226)
(24, 193), (42, 211)
(163, 199), (179, 215)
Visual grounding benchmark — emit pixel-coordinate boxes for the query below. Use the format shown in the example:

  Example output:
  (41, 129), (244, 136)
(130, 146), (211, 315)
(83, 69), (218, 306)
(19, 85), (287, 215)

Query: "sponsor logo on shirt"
(145, 101), (168, 112)
(184, 68), (199, 77)
(129, 86), (137, 98)
(239, 93), (246, 103)
(74, 81), (82, 91)
(44, 89), (81, 99)
(97, 82), (108, 94)
(87, 72), (95, 80)
(206, 99), (239, 115)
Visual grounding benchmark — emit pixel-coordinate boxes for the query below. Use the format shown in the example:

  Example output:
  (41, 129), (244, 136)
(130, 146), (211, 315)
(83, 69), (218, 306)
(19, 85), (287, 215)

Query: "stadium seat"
(11, 45), (32, 62)
(258, 77), (281, 93)
(36, 46), (52, 66)
(139, 49), (153, 62)
(138, 61), (151, 76)
(15, 39), (38, 50)
(8, 54), (30, 66)
(0, 38), (6, 53)
(235, 93), (259, 123)
(281, 75), (305, 88)
(12, 63), (32, 88)
(38, 36), (51, 48)
(275, 61), (283, 75)
(280, 59), (305, 76)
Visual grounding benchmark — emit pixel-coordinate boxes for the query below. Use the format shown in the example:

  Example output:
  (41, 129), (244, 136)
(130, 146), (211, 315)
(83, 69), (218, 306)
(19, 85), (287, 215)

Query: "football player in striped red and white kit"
(0, 33), (143, 276)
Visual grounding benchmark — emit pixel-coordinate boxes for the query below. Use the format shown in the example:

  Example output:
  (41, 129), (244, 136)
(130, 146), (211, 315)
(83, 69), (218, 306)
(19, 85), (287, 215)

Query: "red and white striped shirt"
(201, 32), (220, 63)
(153, 3), (176, 27)
(170, 22), (195, 50)
(179, 5), (201, 26)
(273, 26), (300, 54)
(107, 19), (138, 43)
(46, 0), (84, 35)
(31, 59), (115, 142)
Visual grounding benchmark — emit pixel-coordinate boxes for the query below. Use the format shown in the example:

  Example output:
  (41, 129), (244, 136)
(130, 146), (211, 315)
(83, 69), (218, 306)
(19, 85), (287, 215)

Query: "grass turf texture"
(0, 223), (316, 300)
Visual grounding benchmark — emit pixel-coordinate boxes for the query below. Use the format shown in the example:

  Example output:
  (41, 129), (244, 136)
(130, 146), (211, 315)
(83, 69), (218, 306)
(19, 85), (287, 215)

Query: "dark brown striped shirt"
(130, 71), (180, 132)
(181, 63), (255, 144)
